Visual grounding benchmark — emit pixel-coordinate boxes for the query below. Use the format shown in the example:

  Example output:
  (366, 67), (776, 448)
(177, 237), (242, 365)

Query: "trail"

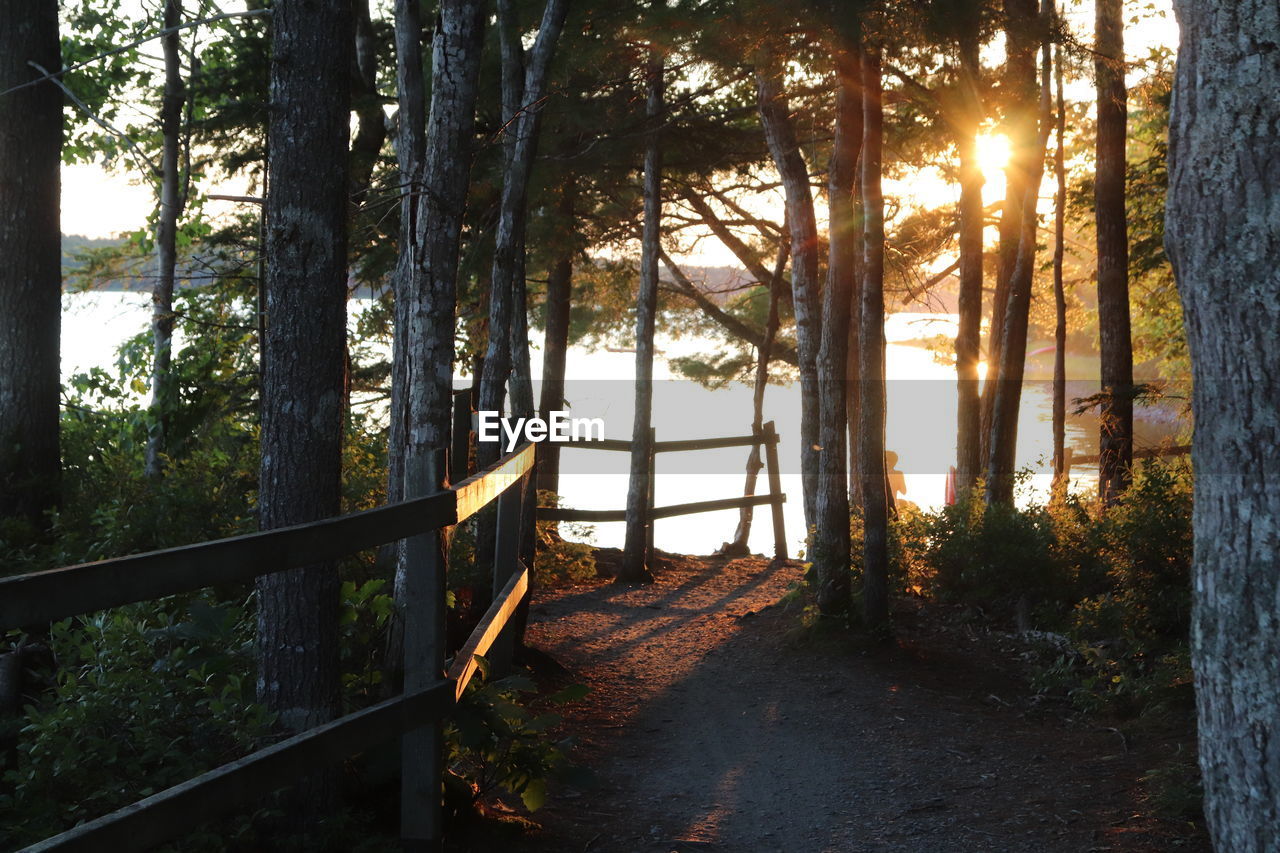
(511, 552), (1206, 853)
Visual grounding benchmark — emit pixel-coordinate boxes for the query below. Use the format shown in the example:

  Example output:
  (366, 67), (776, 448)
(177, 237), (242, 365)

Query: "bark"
(386, 0), (428, 507)
(256, 0), (351, 748)
(1094, 0), (1133, 504)
(980, 0), (1040, 454)
(755, 55), (822, 530)
(537, 177), (576, 499)
(723, 261), (782, 556)
(953, 31), (985, 494)
(0, 0), (61, 528)
(812, 26), (862, 617)
(985, 0), (1053, 505)
(618, 39), (662, 584)
(145, 0), (187, 479)
(1166, 2), (1280, 848)
(477, 0), (570, 465)
(348, 0), (387, 210)
(1051, 40), (1067, 491)
(859, 49), (889, 631)
(391, 0), (486, 669)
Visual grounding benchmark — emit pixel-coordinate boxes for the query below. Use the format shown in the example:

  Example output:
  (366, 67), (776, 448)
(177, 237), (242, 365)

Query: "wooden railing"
(3, 419), (791, 851)
(537, 419), (788, 564)
(2, 443), (538, 853)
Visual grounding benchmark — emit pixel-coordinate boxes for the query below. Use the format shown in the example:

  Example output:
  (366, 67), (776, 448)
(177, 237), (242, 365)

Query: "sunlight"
(975, 133), (1012, 180)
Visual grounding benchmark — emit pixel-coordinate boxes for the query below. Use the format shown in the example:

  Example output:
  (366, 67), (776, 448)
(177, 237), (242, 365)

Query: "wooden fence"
(536, 419), (788, 565)
(2, 419), (789, 851)
(2, 443), (538, 852)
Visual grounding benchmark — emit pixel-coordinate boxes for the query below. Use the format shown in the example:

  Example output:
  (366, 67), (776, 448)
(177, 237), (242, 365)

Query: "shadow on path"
(513, 553), (1205, 853)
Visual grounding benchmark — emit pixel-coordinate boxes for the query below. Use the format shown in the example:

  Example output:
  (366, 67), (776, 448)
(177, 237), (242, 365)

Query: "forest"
(0, 0), (1276, 850)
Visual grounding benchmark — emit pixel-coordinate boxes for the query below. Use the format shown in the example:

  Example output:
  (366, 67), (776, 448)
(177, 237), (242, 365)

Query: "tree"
(0, 0), (61, 530)
(144, 0), (188, 479)
(979, 0), (1039, 462)
(619, 26), (663, 584)
(1094, 0), (1133, 504)
(1050, 35), (1067, 490)
(985, 0), (1052, 505)
(812, 14), (863, 616)
(477, 0), (571, 463)
(951, 0), (987, 493)
(254, 0), (350, 770)
(756, 48), (822, 530)
(1165, 1), (1280, 848)
(859, 45), (889, 630)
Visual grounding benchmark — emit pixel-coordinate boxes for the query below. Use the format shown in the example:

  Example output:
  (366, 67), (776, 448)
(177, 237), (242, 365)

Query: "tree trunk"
(477, 0), (570, 466)
(145, 0), (187, 480)
(813, 25), (862, 616)
(755, 55), (822, 531)
(348, 0), (387, 210)
(953, 32), (985, 494)
(256, 0), (350, 763)
(859, 48), (889, 632)
(386, 0), (428, 509)
(1094, 0), (1133, 505)
(980, 0), (1040, 457)
(1166, 2), (1280, 848)
(393, 0), (486, 572)
(537, 176), (577, 499)
(1051, 39), (1067, 491)
(986, 0), (1053, 505)
(0, 0), (61, 530)
(724, 243), (787, 555)
(619, 38), (662, 584)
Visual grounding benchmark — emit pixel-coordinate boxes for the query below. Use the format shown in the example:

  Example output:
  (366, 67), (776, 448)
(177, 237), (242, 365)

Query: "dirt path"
(510, 552), (1207, 853)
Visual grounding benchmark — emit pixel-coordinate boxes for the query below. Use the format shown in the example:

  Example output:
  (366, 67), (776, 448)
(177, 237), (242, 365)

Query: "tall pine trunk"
(724, 274), (781, 555)
(1166, 1), (1280, 847)
(812, 24), (862, 616)
(756, 56), (822, 530)
(477, 0), (570, 464)
(256, 0), (351, 753)
(0, 0), (61, 530)
(1094, 0), (1133, 504)
(619, 37), (663, 584)
(1051, 39), (1067, 491)
(537, 177), (577, 499)
(145, 0), (186, 479)
(859, 48), (889, 631)
(985, 0), (1053, 505)
(953, 31), (985, 494)
(980, 0), (1040, 459)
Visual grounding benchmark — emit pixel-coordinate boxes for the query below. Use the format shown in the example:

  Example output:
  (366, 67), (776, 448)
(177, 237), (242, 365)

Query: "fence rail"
(9, 418), (790, 851)
(9, 443), (538, 853)
(536, 419), (788, 563)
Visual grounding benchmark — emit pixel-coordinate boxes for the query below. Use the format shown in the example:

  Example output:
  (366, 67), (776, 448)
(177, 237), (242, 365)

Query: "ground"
(488, 550), (1209, 853)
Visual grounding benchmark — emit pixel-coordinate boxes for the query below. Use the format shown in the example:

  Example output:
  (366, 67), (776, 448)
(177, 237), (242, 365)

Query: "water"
(62, 294), (1186, 558)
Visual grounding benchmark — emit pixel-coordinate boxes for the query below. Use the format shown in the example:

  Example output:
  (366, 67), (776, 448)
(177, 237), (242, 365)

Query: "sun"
(975, 133), (1012, 179)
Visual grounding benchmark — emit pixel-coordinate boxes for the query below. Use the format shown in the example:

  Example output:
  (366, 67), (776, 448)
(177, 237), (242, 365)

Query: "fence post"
(489, 464), (524, 677)
(762, 420), (787, 561)
(645, 426), (657, 572)
(400, 447), (448, 851)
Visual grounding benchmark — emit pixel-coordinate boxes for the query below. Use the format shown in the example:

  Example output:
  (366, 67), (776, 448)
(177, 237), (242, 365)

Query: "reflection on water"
(62, 297), (1188, 558)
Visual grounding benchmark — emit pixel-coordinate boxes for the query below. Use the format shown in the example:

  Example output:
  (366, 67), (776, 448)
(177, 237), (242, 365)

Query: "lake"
(62, 292), (1187, 558)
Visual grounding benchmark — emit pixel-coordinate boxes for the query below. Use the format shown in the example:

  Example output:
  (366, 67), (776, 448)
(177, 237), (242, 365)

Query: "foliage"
(900, 462), (1194, 720)
(446, 661), (589, 813)
(0, 599), (272, 848)
(533, 494), (598, 586)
